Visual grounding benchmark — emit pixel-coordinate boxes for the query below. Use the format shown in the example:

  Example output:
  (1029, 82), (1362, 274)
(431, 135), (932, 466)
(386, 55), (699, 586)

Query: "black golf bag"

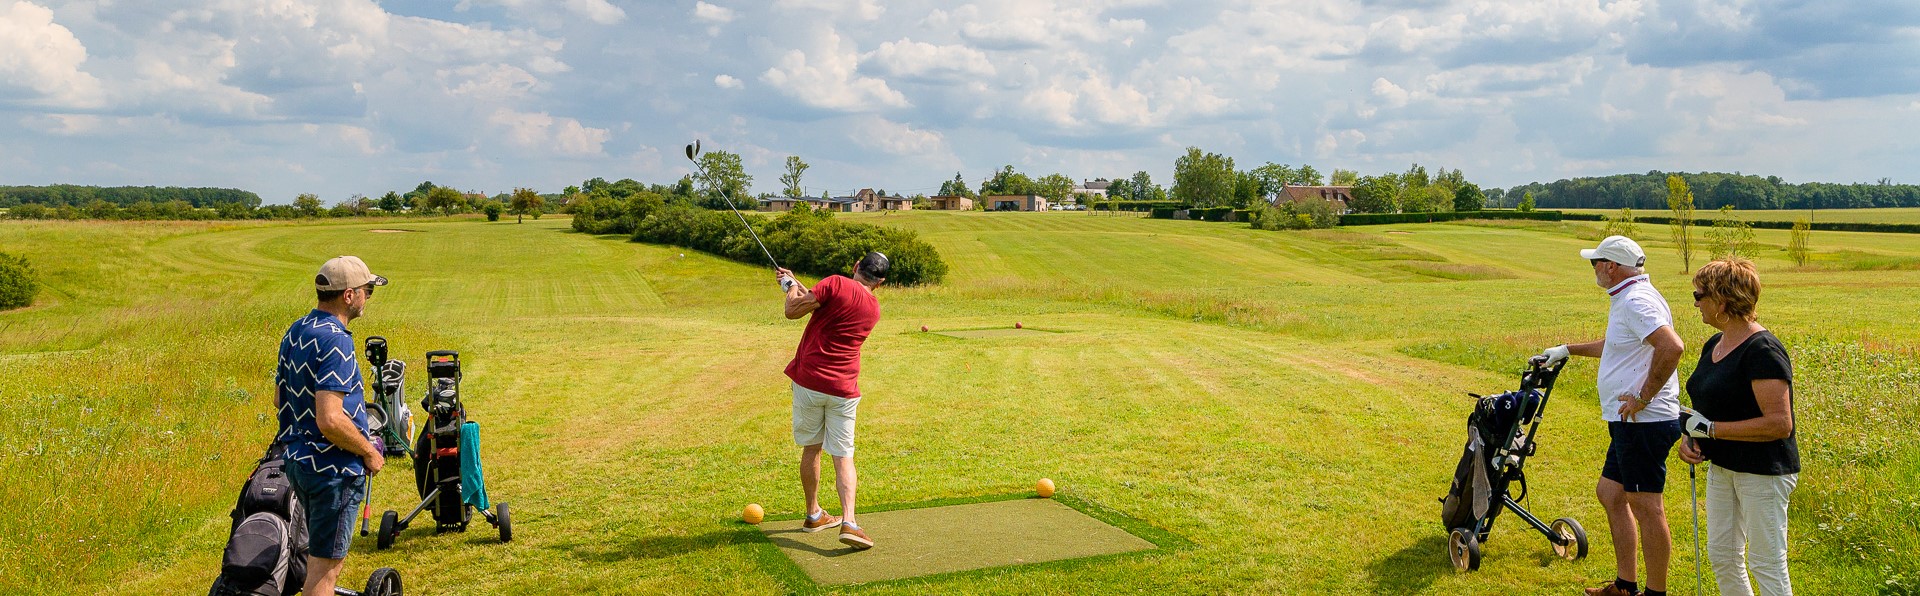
(415, 351), (469, 529)
(364, 337), (414, 458)
(1437, 359), (1588, 571)
(210, 444), (307, 596)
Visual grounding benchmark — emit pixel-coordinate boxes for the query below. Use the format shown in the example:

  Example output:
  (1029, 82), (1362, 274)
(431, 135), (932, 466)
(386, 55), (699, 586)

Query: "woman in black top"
(1676, 257), (1797, 596)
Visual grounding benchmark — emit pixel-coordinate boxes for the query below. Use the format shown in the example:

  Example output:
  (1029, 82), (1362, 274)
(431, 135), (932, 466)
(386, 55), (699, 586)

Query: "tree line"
(1500, 171), (1920, 211)
(0, 185), (262, 209)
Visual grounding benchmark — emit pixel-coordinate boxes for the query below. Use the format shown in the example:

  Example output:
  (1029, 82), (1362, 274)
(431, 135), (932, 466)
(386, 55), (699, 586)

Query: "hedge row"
(1623, 215), (1920, 235)
(627, 206), (948, 286)
(1099, 200), (1189, 212)
(1338, 210), (1568, 225)
(0, 252), (36, 310)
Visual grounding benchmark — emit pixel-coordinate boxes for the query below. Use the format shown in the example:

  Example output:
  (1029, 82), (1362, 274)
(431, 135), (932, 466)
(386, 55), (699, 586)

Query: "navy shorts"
(1602, 419), (1683, 493)
(288, 464), (365, 559)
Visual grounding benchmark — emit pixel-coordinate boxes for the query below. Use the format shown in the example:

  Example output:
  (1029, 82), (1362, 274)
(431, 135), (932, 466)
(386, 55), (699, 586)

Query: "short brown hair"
(1692, 257), (1761, 321)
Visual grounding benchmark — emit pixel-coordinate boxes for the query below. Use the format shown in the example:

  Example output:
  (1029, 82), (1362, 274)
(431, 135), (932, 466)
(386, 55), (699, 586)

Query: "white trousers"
(1705, 464), (1796, 596)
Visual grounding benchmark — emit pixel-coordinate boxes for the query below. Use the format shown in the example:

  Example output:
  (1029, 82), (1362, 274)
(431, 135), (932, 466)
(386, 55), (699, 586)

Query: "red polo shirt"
(784, 275), (880, 398)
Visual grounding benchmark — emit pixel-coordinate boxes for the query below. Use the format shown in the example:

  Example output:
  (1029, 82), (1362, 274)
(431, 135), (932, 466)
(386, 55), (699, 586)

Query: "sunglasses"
(361, 284), (376, 297)
(1692, 290), (1707, 302)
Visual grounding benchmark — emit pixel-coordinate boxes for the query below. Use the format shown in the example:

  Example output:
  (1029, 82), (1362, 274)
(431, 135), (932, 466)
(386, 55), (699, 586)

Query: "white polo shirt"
(1597, 274), (1680, 422)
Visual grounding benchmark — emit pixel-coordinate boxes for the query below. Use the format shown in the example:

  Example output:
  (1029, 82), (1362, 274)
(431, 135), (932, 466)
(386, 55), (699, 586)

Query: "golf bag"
(1437, 359), (1588, 571)
(210, 444), (307, 596)
(377, 350), (510, 548)
(363, 337), (414, 458)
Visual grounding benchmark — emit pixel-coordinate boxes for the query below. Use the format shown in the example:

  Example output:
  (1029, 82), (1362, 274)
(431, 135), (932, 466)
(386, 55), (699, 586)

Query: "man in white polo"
(1536, 236), (1685, 596)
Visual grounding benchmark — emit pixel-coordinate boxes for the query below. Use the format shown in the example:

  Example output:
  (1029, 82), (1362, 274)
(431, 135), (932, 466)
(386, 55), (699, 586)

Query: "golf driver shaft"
(360, 474), (373, 536)
(1691, 461), (1702, 596)
(686, 141), (782, 271)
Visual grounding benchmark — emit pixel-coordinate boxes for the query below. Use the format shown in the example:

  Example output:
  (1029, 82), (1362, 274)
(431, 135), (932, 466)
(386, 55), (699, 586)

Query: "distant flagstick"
(687, 140), (792, 290)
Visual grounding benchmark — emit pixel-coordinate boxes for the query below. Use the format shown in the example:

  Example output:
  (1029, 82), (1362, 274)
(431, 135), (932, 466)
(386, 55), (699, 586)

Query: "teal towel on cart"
(459, 421), (490, 510)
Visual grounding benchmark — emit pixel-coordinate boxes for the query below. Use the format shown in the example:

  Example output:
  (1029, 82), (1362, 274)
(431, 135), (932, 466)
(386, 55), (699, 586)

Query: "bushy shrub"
(482, 202), (504, 221)
(1249, 200), (1337, 230)
(571, 192), (667, 235)
(1149, 207), (1178, 219)
(0, 252), (37, 310)
(630, 204), (949, 285)
(1100, 200), (1189, 212)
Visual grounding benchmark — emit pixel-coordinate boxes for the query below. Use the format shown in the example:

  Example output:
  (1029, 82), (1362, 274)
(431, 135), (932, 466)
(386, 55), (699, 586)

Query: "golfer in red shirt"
(777, 252), (887, 550)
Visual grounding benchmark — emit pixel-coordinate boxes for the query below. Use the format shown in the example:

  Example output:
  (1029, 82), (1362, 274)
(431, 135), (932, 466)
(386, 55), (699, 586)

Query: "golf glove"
(1679, 406), (1715, 439)
(1531, 345), (1570, 367)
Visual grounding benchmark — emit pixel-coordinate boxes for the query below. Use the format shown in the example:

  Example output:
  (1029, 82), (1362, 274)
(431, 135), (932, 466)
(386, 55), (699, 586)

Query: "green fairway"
(3, 212), (1915, 594)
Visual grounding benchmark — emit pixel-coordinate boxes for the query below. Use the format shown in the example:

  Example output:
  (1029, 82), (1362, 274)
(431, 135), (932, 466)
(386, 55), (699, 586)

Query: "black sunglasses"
(361, 284), (376, 297)
(1692, 290), (1706, 301)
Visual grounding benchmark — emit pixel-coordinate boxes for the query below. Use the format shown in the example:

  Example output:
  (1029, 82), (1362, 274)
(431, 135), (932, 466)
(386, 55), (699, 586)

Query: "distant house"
(1072, 178), (1111, 201)
(851, 188), (913, 211)
(758, 196), (864, 212)
(929, 195), (974, 210)
(1274, 185), (1355, 214)
(982, 194), (1048, 212)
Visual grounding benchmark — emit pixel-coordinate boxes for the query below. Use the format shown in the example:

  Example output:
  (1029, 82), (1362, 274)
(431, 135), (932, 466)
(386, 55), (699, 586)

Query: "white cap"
(1580, 235), (1646, 267)
(315, 256), (389, 291)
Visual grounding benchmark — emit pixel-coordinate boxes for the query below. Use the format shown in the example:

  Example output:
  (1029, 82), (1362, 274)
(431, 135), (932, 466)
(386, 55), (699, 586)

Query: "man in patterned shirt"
(276, 255), (387, 595)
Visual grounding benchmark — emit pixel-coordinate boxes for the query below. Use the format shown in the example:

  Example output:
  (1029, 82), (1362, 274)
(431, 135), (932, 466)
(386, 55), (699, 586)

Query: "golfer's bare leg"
(1628, 492), (1672, 592)
(832, 454), (857, 526)
(1598, 478), (1639, 583)
(305, 555), (345, 595)
(800, 444), (824, 515)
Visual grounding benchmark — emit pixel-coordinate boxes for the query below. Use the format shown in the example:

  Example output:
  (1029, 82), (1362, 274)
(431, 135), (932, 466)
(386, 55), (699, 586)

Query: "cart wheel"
(496, 502), (512, 543)
(1448, 528), (1482, 572)
(377, 510), (399, 550)
(363, 566), (403, 596)
(208, 575), (229, 596)
(1551, 517), (1589, 561)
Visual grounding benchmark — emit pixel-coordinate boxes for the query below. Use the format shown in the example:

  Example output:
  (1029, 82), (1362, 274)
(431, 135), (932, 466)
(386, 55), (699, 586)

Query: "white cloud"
(488, 108), (609, 156)
(849, 116), (945, 155)
(773, 0), (884, 20)
(760, 27), (909, 111)
(565, 0), (626, 24)
(459, 0), (625, 25)
(694, 1), (736, 23)
(1371, 78), (1410, 108)
(0, 1), (105, 108)
(714, 74), (743, 89)
(863, 39), (995, 81)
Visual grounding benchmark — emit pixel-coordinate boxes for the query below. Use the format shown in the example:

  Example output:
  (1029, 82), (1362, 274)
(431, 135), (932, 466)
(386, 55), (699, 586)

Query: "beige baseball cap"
(1580, 235), (1647, 267)
(315, 256), (389, 291)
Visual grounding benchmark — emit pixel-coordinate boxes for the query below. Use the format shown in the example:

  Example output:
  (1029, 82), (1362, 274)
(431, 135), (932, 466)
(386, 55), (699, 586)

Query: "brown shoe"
(801, 511), (841, 533)
(838, 524), (873, 550)
(1582, 582), (1637, 596)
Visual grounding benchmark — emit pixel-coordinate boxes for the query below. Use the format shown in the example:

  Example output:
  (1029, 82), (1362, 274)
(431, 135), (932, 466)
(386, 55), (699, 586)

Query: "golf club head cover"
(1679, 406), (1714, 439)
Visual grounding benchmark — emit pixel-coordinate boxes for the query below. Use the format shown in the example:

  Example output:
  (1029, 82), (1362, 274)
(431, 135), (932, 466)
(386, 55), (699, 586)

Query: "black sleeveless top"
(1685, 331), (1800, 475)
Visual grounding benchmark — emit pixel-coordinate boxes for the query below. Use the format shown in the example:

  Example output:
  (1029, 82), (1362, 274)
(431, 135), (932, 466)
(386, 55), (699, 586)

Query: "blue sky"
(2, 0), (1917, 203)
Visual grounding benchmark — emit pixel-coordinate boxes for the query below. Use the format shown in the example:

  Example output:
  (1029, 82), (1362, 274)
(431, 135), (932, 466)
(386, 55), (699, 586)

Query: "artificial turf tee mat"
(753, 495), (1167, 587)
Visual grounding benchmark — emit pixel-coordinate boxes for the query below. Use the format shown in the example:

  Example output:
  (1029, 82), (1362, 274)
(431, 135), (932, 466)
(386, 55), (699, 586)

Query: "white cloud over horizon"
(1, 0), (1917, 203)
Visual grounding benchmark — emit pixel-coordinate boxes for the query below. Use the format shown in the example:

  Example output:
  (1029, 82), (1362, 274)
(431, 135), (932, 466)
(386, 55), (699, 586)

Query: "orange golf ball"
(1015, 322), (1023, 329)
(921, 325), (928, 332)
(1036, 478), (1055, 498)
(743, 503), (764, 524)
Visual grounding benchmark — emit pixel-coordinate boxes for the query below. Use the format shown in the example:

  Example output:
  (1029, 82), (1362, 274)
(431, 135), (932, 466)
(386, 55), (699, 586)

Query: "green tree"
(482, 201), (504, 221)
(1667, 174), (1696, 272)
(510, 187), (545, 223)
(1349, 175), (1400, 214)
(1127, 171), (1158, 203)
(1707, 205), (1756, 259)
(1251, 162), (1295, 197)
(293, 193), (323, 217)
(1518, 191), (1536, 212)
(1330, 168), (1359, 186)
(1788, 218), (1811, 266)
(1232, 170), (1264, 209)
(980, 165), (1036, 196)
(423, 186), (465, 215)
(1453, 182), (1486, 211)
(1602, 208), (1641, 239)
(1402, 185), (1453, 213)
(1171, 147), (1235, 207)
(378, 191), (404, 212)
(695, 150), (753, 209)
(937, 172), (974, 198)
(0, 252), (37, 310)
(780, 156), (809, 198)
(1295, 165), (1323, 186)
(1036, 173), (1075, 208)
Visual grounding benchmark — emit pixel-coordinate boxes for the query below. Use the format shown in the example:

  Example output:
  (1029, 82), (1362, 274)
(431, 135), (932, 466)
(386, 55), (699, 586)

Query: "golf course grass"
(2, 211), (1915, 594)
(1563, 206), (1920, 225)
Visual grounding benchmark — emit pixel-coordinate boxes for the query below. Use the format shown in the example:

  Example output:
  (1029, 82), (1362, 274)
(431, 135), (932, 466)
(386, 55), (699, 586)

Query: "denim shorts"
(1602, 419), (1683, 493)
(287, 463), (365, 559)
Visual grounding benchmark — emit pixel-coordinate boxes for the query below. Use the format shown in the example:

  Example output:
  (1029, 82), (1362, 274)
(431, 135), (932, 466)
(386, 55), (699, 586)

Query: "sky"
(2, 0), (1918, 204)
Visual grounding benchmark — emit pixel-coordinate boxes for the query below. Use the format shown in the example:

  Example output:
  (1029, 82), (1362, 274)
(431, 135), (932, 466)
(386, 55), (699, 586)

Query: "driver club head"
(685, 140), (701, 162)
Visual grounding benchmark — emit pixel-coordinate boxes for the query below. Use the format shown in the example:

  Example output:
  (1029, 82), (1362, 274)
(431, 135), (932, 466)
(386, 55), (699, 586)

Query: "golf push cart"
(376, 350), (512, 549)
(1437, 358), (1590, 571)
(209, 444), (404, 596)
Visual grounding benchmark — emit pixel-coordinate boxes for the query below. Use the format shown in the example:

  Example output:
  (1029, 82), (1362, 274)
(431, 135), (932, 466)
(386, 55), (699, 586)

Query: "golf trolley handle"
(425, 350), (460, 380)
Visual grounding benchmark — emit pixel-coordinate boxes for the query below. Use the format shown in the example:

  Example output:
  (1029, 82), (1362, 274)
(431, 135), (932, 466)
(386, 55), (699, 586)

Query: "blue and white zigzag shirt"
(275, 309), (369, 476)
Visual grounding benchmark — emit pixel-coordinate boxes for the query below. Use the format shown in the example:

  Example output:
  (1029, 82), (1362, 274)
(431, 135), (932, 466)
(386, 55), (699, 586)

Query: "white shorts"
(791, 382), (860, 457)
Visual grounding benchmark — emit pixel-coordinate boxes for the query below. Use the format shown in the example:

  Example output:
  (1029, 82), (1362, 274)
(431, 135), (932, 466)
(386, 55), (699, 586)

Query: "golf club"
(1690, 456), (1703, 596)
(360, 461), (374, 537)
(685, 140), (793, 291)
